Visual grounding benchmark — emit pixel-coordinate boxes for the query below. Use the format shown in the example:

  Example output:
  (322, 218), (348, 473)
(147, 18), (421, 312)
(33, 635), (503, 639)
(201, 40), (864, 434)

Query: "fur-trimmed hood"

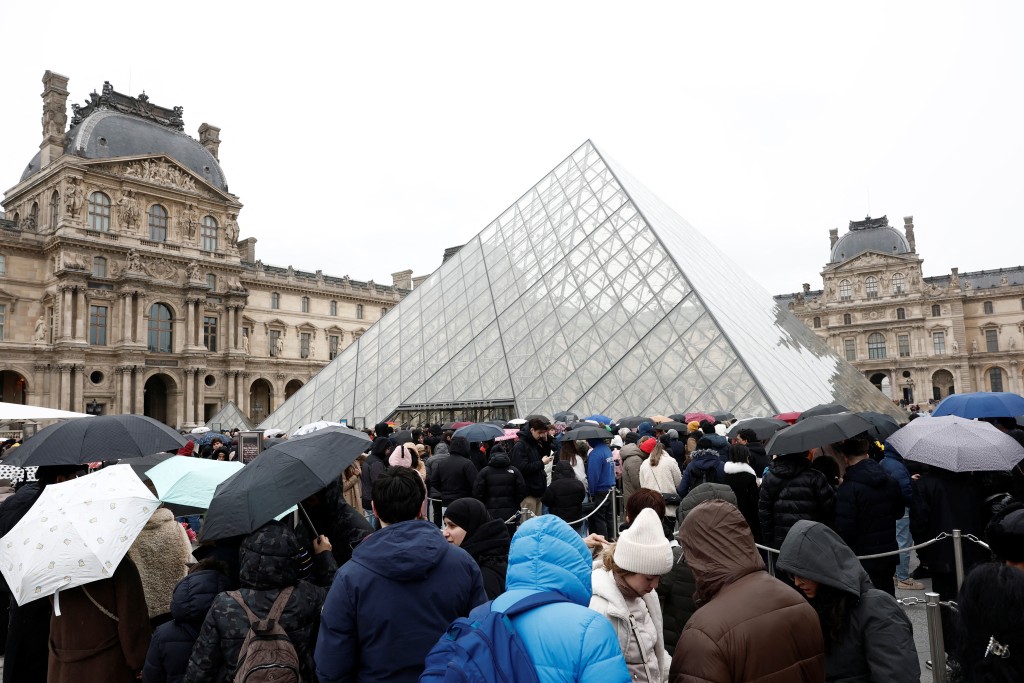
(723, 461), (756, 476)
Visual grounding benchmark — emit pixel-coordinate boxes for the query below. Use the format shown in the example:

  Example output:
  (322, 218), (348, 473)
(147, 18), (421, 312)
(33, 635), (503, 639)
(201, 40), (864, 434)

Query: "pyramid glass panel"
(261, 141), (905, 433)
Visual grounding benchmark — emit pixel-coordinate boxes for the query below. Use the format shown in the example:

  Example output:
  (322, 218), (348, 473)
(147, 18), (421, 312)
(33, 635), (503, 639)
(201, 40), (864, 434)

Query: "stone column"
(75, 288), (87, 341)
(224, 370), (235, 404)
(58, 365), (71, 410)
(135, 297), (146, 345)
(183, 369), (195, 427)
(120, 294), (130, 343)
(239, 372), (250, 418)
(195, 301), (202, 348)
(117, 367), (130, 414)
(74, 365), (85, 412)
(183, 299), (193, 350)
(195, 369), (205, 424)
(134, 366), (145, 414)
(59, 287), (72, 340)
(225, 307), (234, 351)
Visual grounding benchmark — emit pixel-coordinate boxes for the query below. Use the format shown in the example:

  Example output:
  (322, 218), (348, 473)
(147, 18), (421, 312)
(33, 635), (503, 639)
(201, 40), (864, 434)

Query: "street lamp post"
(905, 377), (915, 405)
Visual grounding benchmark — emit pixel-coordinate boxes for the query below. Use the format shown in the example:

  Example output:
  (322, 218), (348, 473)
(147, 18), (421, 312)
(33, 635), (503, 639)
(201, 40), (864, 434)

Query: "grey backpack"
(228, 586), (301, 683)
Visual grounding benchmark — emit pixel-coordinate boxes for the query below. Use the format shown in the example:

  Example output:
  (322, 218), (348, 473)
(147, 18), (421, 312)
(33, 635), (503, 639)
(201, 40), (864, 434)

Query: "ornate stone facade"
(777, 215), (1024, 403)
(0, 72), (413, 428)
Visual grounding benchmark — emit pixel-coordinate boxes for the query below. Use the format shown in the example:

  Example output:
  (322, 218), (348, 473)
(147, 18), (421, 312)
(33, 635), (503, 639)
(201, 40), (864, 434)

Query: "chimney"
(802, 283), (811, 294)
(903, 215), (916, 252)
(238, 236), (257, 263)
(829, 228), (839, 248)
(39, 71), (70, 167)
(198, 123), (221, 160)
(412, 275), (429, 289)
(391, 269), (413, 290)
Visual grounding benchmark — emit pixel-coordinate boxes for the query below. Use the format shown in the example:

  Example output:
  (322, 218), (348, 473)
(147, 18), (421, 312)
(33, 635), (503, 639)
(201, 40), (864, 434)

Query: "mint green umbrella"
(145, 457), (244, 509)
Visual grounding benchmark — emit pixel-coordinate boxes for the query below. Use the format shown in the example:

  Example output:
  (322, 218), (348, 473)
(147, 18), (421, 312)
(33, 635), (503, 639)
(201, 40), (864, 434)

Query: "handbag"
(651, 466), (681, 505)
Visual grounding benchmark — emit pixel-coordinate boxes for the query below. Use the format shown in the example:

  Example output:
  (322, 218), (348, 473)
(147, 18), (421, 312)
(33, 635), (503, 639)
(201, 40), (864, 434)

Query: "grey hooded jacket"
(776, 520), (920, 683)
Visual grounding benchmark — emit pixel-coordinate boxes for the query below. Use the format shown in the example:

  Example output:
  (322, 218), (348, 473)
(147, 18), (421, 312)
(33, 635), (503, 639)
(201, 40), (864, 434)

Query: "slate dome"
(830, 216), (911, 263)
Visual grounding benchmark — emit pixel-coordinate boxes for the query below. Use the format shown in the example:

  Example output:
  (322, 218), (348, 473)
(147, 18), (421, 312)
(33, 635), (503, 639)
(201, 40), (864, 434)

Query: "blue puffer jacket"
(492, 515), (630, 683)
(880, 444), (914, 507)
(143, 569), (229, 683)
(678, 449), (726, 496)
(315, 519), (487, 683)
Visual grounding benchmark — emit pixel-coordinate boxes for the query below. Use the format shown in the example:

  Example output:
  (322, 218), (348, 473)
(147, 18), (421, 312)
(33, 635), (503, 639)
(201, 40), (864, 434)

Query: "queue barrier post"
(925, 591), (947, 683)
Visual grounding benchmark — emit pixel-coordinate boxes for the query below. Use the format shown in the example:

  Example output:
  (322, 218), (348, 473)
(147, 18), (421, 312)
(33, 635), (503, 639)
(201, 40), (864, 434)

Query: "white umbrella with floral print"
(0, 464), (158, 607)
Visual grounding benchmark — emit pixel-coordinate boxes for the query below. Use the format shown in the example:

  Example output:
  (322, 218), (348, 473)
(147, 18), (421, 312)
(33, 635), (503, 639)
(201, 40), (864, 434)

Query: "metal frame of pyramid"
(204, 400), (253, 431)
(260, 141), (904, 431)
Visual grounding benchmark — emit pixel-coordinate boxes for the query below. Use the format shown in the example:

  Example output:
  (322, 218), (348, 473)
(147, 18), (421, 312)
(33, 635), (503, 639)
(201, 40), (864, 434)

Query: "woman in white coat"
(589, 507), (674, 683)
(639, 441), (682, 522)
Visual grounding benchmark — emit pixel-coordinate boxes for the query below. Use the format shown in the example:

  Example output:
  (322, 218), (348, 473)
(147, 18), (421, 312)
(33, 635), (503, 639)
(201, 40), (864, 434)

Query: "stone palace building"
(0, 71), (417, 428)
(776, 215), (1024, 404)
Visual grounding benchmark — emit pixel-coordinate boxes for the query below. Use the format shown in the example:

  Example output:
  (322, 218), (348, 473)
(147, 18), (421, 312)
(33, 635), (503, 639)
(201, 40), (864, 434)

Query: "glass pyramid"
(261, 141), (904, 431)
(205, 400), (253, 431)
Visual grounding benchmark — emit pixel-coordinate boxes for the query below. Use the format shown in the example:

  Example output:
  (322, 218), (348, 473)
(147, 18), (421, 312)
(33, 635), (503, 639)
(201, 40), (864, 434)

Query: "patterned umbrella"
(292, 421), (344, 437)
(684, 412), (716, 424)
(0, 465), (158, 606)
(887, 416), (1024, 472)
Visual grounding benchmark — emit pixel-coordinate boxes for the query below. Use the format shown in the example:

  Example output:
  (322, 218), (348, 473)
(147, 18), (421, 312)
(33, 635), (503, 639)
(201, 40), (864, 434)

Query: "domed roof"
(21, 85), (227, 191)
(829, 216), (911, 263)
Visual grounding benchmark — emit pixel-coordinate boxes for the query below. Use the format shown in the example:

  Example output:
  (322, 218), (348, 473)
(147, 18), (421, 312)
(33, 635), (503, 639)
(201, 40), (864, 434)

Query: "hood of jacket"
(170, 569), (230, 624)
(679, 499), (764, 605)
(461, 518), (511, 560)
(239, 521), (300, 590)
(143, 506), (177, 531)
(768, 453), (812, 479)
(703, 433), (728, 448)
(842, 457), (890, 488)
(352, 519), (453, 582)
(505, 514), (592, 606)
(619, 443), (644, 462)
(487, 451), (511, 468)
(449, 435), (471, 458)
(690, 449), (721, 468)
(433, 442), (450, 456)
(776, 520), (870, 597)
(551, 460), (575, 481)
(678, 483), (737, 521)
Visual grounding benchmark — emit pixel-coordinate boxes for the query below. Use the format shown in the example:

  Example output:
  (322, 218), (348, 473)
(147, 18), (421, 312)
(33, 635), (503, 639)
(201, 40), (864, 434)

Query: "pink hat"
(389, 443), (415, 469)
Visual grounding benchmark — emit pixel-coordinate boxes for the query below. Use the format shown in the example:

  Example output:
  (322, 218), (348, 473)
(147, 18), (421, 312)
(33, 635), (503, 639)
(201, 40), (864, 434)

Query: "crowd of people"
(1, 411), (1023, 682)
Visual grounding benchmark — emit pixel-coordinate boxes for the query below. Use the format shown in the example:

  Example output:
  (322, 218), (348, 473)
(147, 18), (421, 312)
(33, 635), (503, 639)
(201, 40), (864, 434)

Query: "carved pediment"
(827, 250), (912, 273)
(80, 155), (233, 201)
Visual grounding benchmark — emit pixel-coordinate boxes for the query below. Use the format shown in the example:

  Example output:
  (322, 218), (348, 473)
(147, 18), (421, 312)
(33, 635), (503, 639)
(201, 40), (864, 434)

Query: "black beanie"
(374, 422), (392, 437)
(444, 498), (491, 539)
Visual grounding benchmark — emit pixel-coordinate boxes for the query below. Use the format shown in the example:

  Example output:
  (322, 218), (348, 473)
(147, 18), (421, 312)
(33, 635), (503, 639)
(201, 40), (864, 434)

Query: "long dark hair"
(808, 583), (856, 652)
(954, 562), (1024, 682)
(559, 439), (578, 467)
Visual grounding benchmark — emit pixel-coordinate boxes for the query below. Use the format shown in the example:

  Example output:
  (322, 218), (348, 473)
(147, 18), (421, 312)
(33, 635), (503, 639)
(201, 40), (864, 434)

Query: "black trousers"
(590, 490), (615, 539)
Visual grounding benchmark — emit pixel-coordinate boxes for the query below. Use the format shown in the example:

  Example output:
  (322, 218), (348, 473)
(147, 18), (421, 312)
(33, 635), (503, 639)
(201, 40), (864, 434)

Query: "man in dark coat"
(315, 467), (487, 683)
(184, 521), (334, 682)
(431, 435), (478, 509)
(424, 432), (452, 527)
(0, 465), (84, 683)
(473, 444), (526, 535)
(833, 434), (906, 596)
(677, 444), (726, 496)
(735, 428), (770, 475)
(758, 451), (836, 551)
(143, 562), (230, 683)
(360, 435), (392, 527)
(509, 417), (553, 517)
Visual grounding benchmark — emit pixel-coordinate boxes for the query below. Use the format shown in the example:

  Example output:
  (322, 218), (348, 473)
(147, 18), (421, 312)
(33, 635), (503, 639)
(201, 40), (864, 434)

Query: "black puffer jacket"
(541, 461), (587, 524)
(510, 430), (549, 496)
(835, 458), (905, 576)
(911, 468), (988, 574)
(431, 436), (479, 505)
(0, 482), (48, 683)
(472, 450), (526, 523)
(746, 442), (770, 475)
(758, 454), (836, 550)
(143, 570), (229, 683)
(360, 438), (391, 510)
(459, 519), (511, 600)
(183, 521), (331, 683)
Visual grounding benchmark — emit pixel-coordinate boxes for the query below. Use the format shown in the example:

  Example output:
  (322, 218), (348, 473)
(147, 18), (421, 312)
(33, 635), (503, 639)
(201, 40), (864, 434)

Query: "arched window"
(92, 256), (107, 278)
(355, 304), (364, 320)
(867, 332), (887, 359)
(88, 192), (111, 232)
(49, 190), (59, 229)
(329, 300), (337, 316)
(843, 313), (852, 325)
(148, 204), (168, 241)
(896, 307), (906, 320)
(983, 301), (994, 315)
(865, 276), (878, 298)
(990, 367), (1004, 392)
(147, 303), (173, 353)
(201, 216), (218, 252)
(301, 296), (310, 313)
(892, 273), (905, 294)
(932, 304), (941, 317)
(813, 316), (821, 329)
(271, 292), (280, 309)
(29, 202), (39, 229)
(839, 279), (852, 301)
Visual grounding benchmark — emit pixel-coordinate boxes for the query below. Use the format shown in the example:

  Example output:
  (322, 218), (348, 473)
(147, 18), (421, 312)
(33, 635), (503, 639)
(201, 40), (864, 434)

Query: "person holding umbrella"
(758, 450), (836, 553)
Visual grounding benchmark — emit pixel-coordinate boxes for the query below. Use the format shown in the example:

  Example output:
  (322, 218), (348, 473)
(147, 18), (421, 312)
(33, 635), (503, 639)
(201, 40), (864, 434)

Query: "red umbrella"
(685, 412), (716, 424)
(451, 421), (474, 430)
(774, 411), (802, 425)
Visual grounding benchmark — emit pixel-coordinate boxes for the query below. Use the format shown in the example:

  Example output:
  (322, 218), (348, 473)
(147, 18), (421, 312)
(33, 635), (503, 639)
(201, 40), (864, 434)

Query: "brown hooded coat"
(670, 500), (824, 683)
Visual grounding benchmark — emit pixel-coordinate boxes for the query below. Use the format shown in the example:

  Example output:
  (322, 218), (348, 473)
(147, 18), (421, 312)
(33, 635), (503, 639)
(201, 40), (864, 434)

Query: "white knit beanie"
(715, 423), (728, 437)
(614, 508), (674, 575)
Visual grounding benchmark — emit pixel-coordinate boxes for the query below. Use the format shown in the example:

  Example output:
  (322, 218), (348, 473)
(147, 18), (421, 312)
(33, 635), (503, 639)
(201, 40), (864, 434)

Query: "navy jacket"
(143, 570), (229, 683)
(879, 446), (914, 507)
(834, 458), (905, 574)
(678, 449), (726, 497)
(585, 441), (616, 496)
(314, 519), (487, 683)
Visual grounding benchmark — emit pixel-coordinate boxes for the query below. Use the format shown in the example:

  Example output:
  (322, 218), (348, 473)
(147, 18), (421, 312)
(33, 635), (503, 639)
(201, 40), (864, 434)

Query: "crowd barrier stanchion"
(925, 591), (947, 683)
(952, 528), (965, 591)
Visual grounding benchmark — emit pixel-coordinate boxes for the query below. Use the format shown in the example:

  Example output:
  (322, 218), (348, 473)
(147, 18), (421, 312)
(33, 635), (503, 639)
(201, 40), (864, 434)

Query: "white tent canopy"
(0, 402), (92, 422)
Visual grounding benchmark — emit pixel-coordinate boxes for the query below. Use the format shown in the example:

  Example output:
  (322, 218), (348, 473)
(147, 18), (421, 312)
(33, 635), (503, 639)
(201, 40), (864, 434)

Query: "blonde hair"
(600, 542), (634, 578)
(649, 441), (666, 468)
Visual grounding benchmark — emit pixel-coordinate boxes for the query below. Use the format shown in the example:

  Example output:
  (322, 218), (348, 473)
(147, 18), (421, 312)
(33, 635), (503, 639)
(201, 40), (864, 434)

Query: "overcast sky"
(2, 2), (1021, 296)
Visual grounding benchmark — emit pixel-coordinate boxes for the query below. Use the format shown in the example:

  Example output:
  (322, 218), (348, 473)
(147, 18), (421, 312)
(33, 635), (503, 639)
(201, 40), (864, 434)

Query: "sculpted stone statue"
(242, 333), (250, 354)
(224, 214), (239, 245)
(126, 249), (144, 273)
(64, 178), (83, 218)
(972, 339), (978, 353)
(185, 260), (201, 281)
(117, 189), (140, 231)
(181, 203), (200, 240)
(951, 339), (959, 354)
(275, 337), (284, 357)
(33, 316), (46, 342)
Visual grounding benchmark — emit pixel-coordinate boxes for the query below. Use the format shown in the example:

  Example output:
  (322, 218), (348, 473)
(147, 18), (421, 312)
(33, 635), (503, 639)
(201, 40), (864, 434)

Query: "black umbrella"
(453, 422), (505, 442)
(126, 452), (176, 479)
(654, 421), (689, 432)
(668, 414), (687, 422)
(562, 424), (611, 440)
(199, 426), (371, 541)
(797, 403), (850, 421)
(709, 410), (736, 422)
(485, 419), (507, 427)
(727, 417), (789, 441)
(4, 414), (187, 466)
(857, 412), (903, 441)
(617, 416), (648, 429)
(552, 411), (579, 423)
(766, 414), (874, 455)
(524, 414), (551, 423)
(392, 430), (414, 444)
